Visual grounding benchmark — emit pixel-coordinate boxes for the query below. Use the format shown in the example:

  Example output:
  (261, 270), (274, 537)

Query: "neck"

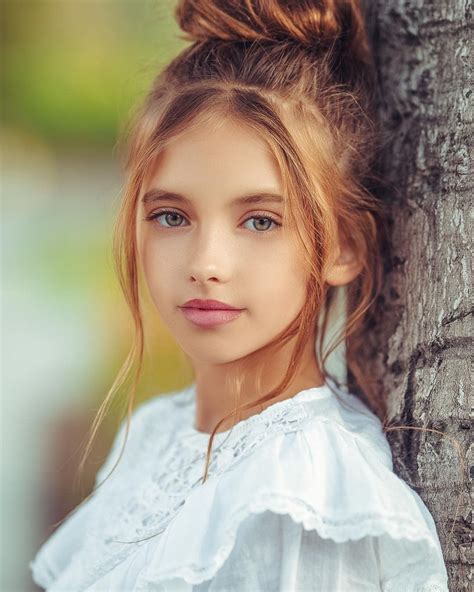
(191, 332), (325, 434)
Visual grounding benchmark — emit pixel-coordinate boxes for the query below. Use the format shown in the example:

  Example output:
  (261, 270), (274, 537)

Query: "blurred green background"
(1, 2), (194, 590)
(2, 0), (182, 146)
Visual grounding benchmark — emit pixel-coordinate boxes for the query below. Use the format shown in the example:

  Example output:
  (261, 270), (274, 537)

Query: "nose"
(188, 226), (232, 284)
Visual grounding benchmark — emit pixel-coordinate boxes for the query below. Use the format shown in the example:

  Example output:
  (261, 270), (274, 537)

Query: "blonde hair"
(51, 0), (462, 552)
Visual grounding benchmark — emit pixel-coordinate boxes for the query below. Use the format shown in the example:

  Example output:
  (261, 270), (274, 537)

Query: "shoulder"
(209, 400), (412, 543)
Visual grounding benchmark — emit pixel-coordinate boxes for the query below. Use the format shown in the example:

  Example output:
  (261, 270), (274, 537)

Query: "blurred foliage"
(1, 0), (195, 417)
(1, 0), (188, 148)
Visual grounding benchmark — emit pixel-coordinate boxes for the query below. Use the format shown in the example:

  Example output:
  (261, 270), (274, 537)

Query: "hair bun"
(175, 0), (369, 54)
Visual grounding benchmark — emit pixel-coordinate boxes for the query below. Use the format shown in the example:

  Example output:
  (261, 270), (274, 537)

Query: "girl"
(30, 0), (450, 590)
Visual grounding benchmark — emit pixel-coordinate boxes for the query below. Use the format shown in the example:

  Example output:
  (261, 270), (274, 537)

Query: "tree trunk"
(362, 1), (472, 590)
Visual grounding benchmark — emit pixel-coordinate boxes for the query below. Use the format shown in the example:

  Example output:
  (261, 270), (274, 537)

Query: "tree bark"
(362, 1), (472, 589)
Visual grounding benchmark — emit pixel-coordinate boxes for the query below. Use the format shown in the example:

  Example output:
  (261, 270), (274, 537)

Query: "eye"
(144, 210), (281, 232)
(241, 214), (281, 232)
(145, 210), (189, 228)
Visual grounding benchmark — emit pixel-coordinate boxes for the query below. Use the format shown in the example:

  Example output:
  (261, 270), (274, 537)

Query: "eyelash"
(144, 209), (282, 232)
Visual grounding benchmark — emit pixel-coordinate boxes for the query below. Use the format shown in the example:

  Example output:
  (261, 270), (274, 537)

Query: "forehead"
(145, 116), (282, 195)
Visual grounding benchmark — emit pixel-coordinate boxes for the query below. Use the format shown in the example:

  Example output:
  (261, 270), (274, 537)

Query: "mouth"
(179, 306), (244, 328)
(181, 298), (242, 311)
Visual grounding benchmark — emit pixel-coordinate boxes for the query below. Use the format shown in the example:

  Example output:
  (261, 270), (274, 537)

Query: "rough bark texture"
(361, 1), (472, 590)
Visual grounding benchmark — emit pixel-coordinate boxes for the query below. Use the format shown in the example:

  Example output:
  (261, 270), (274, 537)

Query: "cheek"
(140, 240), (178, 307)
(250, 246), (307, 318)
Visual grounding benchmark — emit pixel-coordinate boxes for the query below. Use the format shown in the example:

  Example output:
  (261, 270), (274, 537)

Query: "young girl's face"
(137, 115), (311, 365)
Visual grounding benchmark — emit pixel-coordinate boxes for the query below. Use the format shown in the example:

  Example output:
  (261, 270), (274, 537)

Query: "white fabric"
(29, 377), (449, 591)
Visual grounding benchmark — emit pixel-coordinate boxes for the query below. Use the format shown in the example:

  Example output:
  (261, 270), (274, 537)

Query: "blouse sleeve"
(193, 510), (382, 592)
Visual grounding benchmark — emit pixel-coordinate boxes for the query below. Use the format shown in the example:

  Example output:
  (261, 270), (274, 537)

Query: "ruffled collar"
(31, 376), (396, 592)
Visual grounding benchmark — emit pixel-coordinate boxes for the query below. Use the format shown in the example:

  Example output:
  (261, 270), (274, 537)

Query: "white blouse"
(30, 378), (449, 591)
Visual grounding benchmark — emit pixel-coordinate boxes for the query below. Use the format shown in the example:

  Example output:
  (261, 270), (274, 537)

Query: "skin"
(136, 114), (361, 434)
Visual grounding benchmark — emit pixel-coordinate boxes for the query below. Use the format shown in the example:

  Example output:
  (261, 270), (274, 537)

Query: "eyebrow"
(141, 188), (284, 207)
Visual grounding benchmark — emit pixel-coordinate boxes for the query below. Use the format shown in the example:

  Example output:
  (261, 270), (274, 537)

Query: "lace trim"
(135, 491), (444, 588)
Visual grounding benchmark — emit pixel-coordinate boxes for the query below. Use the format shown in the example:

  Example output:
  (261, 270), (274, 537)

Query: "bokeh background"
(1, 2), (346, 590)
(1, 2), (194, 590)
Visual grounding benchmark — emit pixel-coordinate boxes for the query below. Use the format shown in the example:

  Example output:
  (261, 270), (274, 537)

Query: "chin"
(178, 340), (254, 366)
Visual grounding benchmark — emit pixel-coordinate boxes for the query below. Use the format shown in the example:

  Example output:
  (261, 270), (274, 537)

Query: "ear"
(324, 241), (363, 287)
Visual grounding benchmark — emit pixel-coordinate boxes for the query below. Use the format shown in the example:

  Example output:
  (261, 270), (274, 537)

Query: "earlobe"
(324, 245), (363, 287)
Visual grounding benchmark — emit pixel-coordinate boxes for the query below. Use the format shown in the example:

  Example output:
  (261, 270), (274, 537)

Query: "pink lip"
(181, 299), (241, 310)
(179, 307), (244, 327)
